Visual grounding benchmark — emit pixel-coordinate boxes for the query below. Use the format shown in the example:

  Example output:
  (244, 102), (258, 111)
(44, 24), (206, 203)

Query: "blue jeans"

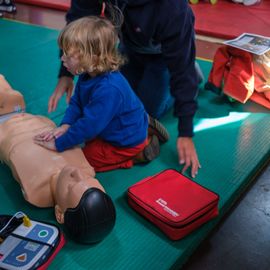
(120, 47), (173, 119)
(120, 46), (203, 119)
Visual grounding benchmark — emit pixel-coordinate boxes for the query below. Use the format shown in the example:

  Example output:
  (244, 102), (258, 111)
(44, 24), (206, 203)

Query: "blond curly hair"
(58, 16), (125, 75)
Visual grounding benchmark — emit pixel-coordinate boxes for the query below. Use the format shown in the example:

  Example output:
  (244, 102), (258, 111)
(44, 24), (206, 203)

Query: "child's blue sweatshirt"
(60, 0), (199, 138)
(55, 71), (148, 152)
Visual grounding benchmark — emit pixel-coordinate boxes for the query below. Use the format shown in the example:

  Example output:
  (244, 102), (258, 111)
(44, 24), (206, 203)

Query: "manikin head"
(54, 166), (116, 244)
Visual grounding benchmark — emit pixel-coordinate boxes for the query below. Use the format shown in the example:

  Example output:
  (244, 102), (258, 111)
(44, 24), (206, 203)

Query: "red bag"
(127, 169), (219, 240)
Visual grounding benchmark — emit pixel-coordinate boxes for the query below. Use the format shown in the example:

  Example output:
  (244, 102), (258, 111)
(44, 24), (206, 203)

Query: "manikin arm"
(0, 74), (25, 115)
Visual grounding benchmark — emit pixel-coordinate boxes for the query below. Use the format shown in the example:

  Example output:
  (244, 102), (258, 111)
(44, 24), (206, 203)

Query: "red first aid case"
(127, 169), (219, 240)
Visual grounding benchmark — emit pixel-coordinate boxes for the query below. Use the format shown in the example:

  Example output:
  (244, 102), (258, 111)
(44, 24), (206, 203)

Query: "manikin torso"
(0, 113), (102, 207)
(0, 75), (103, 208)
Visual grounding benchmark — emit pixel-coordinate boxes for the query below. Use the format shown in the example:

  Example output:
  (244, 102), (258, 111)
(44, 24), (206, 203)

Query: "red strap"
(100, 2), (106, 18)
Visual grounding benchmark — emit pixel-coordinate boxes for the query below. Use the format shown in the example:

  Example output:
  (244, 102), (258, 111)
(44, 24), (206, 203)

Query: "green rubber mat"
(0, 20), (269, 269)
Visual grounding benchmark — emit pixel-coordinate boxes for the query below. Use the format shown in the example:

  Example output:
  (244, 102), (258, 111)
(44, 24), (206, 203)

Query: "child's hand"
(33, 137), (57, 151)
(50, 124), (70, 140)
(34, 129), (54, 142)
(34, 124), (70, 142)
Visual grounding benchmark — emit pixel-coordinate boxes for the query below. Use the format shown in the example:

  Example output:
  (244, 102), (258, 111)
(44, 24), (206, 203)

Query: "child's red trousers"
(82, 138), (147, 172)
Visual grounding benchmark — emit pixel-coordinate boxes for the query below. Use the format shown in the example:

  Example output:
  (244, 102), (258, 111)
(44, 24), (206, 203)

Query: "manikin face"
(61, 51), (81, 76)
(54, 166), (104, 223)
(56, 166), (91, 211)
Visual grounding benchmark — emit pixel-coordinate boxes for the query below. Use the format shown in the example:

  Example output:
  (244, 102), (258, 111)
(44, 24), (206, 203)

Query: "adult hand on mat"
(177, 137), (201, 178)
(48, 76), (74, 112)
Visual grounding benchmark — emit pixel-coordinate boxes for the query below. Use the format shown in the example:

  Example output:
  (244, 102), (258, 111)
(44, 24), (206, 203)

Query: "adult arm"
(157, 1), (200, 177)
(48, 0), (103, 112)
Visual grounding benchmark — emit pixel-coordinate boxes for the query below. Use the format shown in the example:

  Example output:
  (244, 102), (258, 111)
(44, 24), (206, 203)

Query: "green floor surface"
(0, 20), (269, 269)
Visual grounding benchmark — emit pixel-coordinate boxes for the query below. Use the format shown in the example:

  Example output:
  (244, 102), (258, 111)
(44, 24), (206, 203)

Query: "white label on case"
(156, 198), (179, 217)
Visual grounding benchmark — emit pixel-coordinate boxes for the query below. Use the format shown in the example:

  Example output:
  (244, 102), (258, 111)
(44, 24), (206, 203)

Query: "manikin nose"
(69, 167), (82, 182)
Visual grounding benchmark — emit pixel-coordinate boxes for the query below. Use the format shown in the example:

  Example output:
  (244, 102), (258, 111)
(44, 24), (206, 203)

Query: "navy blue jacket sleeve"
(157, 2), (198, 137)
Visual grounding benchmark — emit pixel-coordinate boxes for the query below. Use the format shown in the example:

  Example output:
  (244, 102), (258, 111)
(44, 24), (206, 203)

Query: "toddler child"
(34, 16), (166, 172)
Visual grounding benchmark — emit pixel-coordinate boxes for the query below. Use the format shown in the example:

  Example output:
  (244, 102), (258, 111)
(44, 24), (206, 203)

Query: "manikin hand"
(34, 124), (70, 142)
(48, 76), (74, 112)
(177, 137), (201, 178)
(33, 136), (57, 151)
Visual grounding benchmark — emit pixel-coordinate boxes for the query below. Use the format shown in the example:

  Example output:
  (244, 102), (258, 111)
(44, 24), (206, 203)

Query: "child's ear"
(55, 205), (65, 224)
